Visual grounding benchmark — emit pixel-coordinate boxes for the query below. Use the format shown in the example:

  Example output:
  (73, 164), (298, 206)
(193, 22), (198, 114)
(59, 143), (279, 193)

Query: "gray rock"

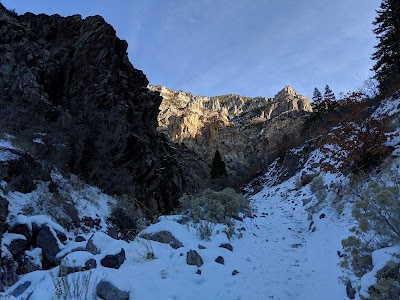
(36, 225), (62, 263)
(219, 243), (233, 252)
(346, 281), (356, 299)
(0, 196), (9, 222)
(7, 235), (27, 259)
(186, 250), (203, 267)
(75, 235), (86, 242)
(140, 231), (183, 249)
(10, 281), (31, 297)
(9, 222), (31, 242)
(60, 258), (97, 276)
(96, 280), (129, 300)
(198, 244), (206, 249)
(18, 252), (42, 274)
(215, 256), (225, 265)
(100, 248), (126, 269)
(232, 270), (239, 276)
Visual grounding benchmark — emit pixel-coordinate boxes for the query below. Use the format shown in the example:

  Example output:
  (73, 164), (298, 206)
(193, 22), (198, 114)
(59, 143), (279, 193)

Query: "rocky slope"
(0, 4), (198, 214)
(152, 84), (313, 182)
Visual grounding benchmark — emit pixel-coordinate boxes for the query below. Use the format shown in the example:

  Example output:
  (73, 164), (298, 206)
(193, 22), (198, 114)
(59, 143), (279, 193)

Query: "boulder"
(100, 248), (126, 269)
(59, 251), (97, 275)
(96, 280), (130, 300)
(17, 249), (42, 275)
(346, 281), (356, 299)
(219, 243), (233, 252)
(9, 222), (31, 243)
(0, 196), (9, 222)
(75, 236), (86, 242)
(36, 225), (62, 263)
(6, 234), (28, 259)
(86, 232), (127, 255)
(215, 256), (225, 265)
(10, 281), (31, 298)
(186, 250), (203, 267)
(140, 231), (183, 249)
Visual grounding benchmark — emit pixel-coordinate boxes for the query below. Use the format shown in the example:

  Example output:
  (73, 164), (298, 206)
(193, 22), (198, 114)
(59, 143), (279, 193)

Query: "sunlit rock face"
(153, 84), (313, 177)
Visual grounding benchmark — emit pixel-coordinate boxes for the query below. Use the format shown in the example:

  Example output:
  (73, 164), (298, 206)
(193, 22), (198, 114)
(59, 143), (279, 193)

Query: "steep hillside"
(152, 84), (313, 184)
(0, 4), (198, 214)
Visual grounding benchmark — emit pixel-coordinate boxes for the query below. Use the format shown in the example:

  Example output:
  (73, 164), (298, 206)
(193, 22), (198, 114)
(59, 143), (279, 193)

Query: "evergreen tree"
(312, 87), (322, 104)
(372, 0), (400, 93)
(210, 150), (227, 179)
(323, 84), (336, 101)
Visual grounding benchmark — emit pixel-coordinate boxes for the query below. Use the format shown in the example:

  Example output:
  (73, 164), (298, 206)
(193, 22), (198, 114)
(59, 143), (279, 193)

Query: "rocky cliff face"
(153, 84), (313, 182)
(0, 5), (194, 213)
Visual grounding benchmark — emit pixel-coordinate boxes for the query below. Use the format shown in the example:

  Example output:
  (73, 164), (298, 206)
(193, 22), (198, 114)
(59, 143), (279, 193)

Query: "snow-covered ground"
(2, 95), (400, 299)
(2, 172), (355, 300)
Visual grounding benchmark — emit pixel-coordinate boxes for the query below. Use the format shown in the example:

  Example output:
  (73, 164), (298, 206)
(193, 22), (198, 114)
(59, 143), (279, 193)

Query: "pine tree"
(312, 87), (322, 104)
(323, 84), (336, 101)
(210, 150), (227, 179)
(372, 0), (400, 93)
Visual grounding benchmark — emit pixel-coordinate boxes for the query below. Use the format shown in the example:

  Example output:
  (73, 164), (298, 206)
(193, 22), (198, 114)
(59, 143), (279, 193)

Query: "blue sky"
(2, 0), (380, 99)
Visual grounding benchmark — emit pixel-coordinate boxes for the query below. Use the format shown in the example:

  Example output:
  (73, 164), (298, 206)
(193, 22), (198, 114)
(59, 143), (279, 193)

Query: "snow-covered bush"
(341, 181), (400, 298)
(178, 188), (251, 225)
(178, 188), (251, 239)
(353, 182), (400, 246)
(367, 259), (400, 300)
(306, 175), (328, 214)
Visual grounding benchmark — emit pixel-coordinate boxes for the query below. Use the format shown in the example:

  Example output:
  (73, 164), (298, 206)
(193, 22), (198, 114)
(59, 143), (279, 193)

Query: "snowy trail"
(219, 186), (352, 300)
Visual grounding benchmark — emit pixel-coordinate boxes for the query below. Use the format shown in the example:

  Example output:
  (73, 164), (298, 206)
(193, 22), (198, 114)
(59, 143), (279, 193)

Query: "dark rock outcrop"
(36, 225), (62, 264)
(9, 223), (31, 243)
(0, 196), (9, 222)
(6, 236), (27, 259)
(0, 4), (192, 214)
(100, 248), (126, 269)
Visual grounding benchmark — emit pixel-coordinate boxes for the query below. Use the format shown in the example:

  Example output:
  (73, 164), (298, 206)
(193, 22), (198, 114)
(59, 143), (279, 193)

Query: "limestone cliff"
(152, 85), (313, 182)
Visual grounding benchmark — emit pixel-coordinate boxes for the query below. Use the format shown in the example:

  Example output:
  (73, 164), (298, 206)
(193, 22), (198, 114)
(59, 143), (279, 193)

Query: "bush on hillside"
(341, 181), (400, 298)
(178, 188), (252, 225)
(321, 116), (389, 174)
